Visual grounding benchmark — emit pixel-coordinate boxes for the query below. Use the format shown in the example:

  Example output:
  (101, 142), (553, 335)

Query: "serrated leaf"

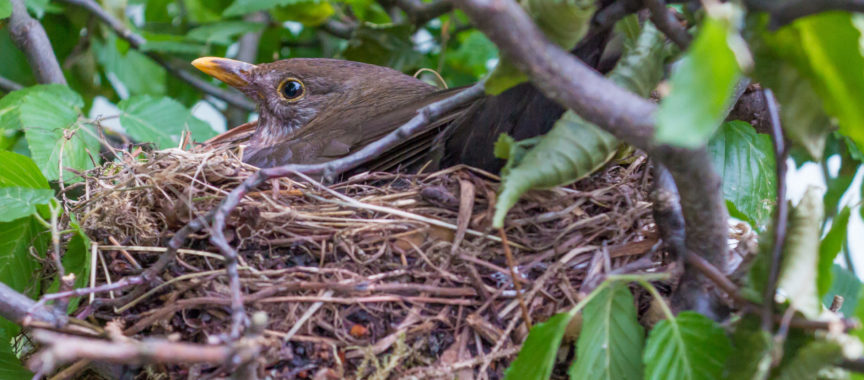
(484, 0), (595, 94)
(655, 17), (742, 148)
(187, 21), (265, 45)
(0, 188), (54, 223)
(0, 217), (47, 296)
(706, 121), (776, 229)
(16, 85), (99, 182)
(823, 264), (860, 317)
(504, 311), (575, 380)
(569, 283), (644, 380)
(493, 23), (665, 227)
(118, 95), (216, 149)
(819, 207), (851, 298)
(643, 311), (731, 380)
(777, 186), (824, 319)
(776, 340), (842, 380)
(0, 151), (49, 189)
(94, 35), (166, 96)
(493, 112), (618, 227)
(342, 23), (423, 72)
(724, 316), (772, 380)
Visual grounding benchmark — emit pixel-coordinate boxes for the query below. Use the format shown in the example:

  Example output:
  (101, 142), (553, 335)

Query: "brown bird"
(190, 45), (615, 172)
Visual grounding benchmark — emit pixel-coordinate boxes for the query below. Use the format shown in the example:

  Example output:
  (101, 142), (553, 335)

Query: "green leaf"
(504, 311), (575, 380)
(777, 186), (824, 319)
(0, 217), (47, 296)
(492, 22), (666, 227)
(224, 0), (312, 17)
(46, 220), (90, 313)
(94, 35), (166, 96)
(0, 187), (54, 223)
(569, 283), (644, 380)
(0, 0), (10, 19)
(0, 323), (31, 380)
(0, 151), (50, 189)
(446, 31), (498, 78)
(818, 207), (851, 298)
(0, 87), (36, 132)
(272, 2), (334, 26)
(776, 340), (842, 380)
(342, 23), (423, 72)
(823, 264), (860, 317)
(643, 311), (731, 380)
(493, 112), (618, 227)
(706, 121), (776, 229)
(854, 286), (864, 343)
(655, 17), (742, 148)
(187, 21), (265, 45)
(17, 85), (98, 182)
(724, 316), (772, 380)
(484, 0), (595, 94)
(117, 95), (216, 149)
(787, 13), (864, 152)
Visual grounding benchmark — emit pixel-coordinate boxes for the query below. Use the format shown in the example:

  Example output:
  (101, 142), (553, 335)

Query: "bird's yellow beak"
(191, 57), (257, 88)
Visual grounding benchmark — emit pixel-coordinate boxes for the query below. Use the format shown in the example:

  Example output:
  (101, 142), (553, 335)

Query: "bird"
(190, 32), (613, 173)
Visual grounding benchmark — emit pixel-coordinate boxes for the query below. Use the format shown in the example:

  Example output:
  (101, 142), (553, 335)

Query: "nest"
(66, 143), (666, 379)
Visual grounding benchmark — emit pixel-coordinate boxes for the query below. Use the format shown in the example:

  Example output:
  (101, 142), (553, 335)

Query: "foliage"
(1, 0), (864, 378)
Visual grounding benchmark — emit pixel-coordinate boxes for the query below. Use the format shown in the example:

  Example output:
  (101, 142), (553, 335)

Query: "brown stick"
(645, 0), (691, 49)
(761, 88), (788, 331)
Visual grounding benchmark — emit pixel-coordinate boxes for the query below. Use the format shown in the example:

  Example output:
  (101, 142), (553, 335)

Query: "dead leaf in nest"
(350, 324), (370, 338)
(392, 226), (455, 251)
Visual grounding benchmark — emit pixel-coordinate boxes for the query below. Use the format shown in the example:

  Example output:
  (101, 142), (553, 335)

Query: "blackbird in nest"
(192, 55), (581, 173)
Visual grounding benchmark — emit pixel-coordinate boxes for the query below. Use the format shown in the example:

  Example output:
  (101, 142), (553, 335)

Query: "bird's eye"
(278, 78), (305, 101)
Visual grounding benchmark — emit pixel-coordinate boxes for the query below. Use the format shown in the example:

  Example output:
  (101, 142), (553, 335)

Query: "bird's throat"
(251, 113), (304, 147)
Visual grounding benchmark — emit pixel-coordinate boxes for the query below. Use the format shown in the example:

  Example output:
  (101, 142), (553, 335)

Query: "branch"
(0, 282), (67, 328)
(645, 0), (691, 49)
(395, 0), (453, 25)
(8, 0), (67, 84)
(761, 88), (789, 331)
(453, 0), (728, 271)
(321, 19), (355, 39)
(0, 75), (24, 92)
(58, 0), (255, 111)
(745, 0), (864, 27)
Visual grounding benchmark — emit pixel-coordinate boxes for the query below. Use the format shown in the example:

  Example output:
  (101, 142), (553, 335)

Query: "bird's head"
(192, 57), (435, 148)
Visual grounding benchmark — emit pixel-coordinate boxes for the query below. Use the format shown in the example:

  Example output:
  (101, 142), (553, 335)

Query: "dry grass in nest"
(65, 143), (667, 379)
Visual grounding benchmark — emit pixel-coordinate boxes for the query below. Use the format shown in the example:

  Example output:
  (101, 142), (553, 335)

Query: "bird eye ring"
(278, 78), (305, 102)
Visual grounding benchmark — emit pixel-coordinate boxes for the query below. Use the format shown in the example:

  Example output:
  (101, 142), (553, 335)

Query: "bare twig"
(645, 0), (691, 49)
(498, 229), (532, 329)
(0, 282), (67, 327)
(8, 0), (66, 84)
(0, 75), (24, 92)
(745, 0), (864, 27)
(321, 19), (356, 39)
(761, 88), (788, 331)
(453, 0), (729, 312)
(57, 0), (255, 111)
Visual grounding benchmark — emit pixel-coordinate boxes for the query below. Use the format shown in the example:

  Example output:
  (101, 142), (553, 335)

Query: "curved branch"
(58, 0), (255, 111)
(8, 0), (67, 84)
(453, 0), (729, 289)
(645, 0), (691, 49)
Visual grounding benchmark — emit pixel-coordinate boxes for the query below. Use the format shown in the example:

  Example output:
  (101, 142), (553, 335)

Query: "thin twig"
(0, 75), (24, 92)
(498, 229), (532, 329)
(57, 0), (254, 111)
(395, 0), (453, 25)
(761, 88), (788, 331)
(745, 0), (864, 28)
(8, 0), (66, 84)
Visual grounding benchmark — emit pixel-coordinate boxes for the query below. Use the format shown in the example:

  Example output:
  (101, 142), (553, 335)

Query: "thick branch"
(0, 282), (67, 327)
(8, 0), (67, 84)
(453, 0), (728, 274)
(58, 0), (255, 111)
(745, 0), (864, 27)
